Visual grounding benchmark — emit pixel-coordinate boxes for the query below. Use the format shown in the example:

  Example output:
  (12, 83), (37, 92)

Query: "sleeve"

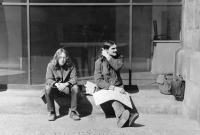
(94, 60), (110, 90)
(45, 63), (56, 87)
(68, 65), (77, 85)
(108, 54), (124, 71)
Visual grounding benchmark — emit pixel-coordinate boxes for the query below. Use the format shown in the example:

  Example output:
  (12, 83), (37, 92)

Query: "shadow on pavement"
(131, 123), (145, 127)
(78, 94), (93, 118)
(0, 84), (7, 92)
(54, 92), (93, 119)
(124, 85), (139, 94)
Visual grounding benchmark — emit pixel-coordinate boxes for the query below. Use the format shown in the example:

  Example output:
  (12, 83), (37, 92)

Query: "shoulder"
(70, 64), (76, 70)
(95, 58), (103, 68)
(119, 54), (124, 58)
(47, 62), (53, 68)
(47, 62), (56, 70)
(95, 57), (105, 66)
(95, 58), (102, 64)
(117, 54), (124, 58)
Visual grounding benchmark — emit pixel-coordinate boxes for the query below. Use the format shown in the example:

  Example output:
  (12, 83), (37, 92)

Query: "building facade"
(177, 0), (200, 126)
(0, 0), (181, 88)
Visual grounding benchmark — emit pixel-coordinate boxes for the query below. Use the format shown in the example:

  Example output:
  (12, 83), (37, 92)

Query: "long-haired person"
(94, 40), (139, 128)
(44, 48), (80, 121)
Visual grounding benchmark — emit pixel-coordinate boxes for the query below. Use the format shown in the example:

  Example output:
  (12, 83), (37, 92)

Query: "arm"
(68, 65), (78, 85)
(108, 55), (124, 71)
(94, 59), (125, 94)
(45, 63), (57, 87)
(94, 60), (110, 90)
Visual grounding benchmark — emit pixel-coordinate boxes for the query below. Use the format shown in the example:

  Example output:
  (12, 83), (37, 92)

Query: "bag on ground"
(171, 75), (185, 100)
(157, 75), (171, 95)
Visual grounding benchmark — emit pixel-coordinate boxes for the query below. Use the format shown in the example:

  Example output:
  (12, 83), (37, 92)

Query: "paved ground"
(0, 114), (199, 135)
(0, 89), (183, 115)
(0, 89), (200, 135)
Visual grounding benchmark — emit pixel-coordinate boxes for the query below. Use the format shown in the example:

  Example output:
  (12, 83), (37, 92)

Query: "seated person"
(94, 40), (139, 128)
(44, 48), (80, 121)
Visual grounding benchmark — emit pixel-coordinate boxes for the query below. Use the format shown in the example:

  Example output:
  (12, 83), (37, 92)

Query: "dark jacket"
(45, 62), (77, 87)
(94, 54), (124, 90)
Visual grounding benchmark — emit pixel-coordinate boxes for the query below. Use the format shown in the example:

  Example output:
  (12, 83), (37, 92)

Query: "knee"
(71, 85), (79, 94)
(112, 101), (124, 108)
(45, 85), (52, 95)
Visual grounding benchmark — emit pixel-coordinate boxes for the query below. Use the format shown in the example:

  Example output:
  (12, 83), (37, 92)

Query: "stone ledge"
(0, 89), (183, 116)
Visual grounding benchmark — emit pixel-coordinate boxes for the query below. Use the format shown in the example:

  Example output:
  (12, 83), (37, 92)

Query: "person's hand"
(55, 83), (69, 92)
(102, 48), (110, 59)
(54, 83), (60, 88)
(113, 86), (126, 94)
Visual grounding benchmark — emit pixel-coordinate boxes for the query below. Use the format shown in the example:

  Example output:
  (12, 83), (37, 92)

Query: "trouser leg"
(45, 85), (59, 112)
(125, 96), (139, 115)
(62, 85), (80, 111)
(70, 85), (79, 111)
(111, 101), (125, 118)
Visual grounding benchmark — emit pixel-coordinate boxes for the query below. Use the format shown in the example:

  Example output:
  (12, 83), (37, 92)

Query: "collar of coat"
(53, 63), (74, 80)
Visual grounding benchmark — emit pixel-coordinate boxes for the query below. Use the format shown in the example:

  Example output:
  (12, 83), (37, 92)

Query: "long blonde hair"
(51, 48), (73, 69)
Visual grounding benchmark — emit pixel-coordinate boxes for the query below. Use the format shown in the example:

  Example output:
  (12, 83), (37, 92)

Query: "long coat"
(45, 62), (77, 88)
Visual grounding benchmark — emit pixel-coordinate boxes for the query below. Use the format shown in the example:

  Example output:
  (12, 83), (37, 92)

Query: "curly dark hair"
(102, 40), (117, 50)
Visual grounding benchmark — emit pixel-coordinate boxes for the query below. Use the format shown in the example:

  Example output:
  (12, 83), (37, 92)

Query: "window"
(0, 5), (28, 84)
(30, 6), (129, 84)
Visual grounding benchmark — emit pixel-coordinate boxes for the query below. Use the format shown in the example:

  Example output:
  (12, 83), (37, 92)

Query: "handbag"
(171, 75), (185, 100)
(157, 75), (171, 95)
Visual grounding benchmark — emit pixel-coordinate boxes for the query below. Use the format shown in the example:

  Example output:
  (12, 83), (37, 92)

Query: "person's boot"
(117, 110), (130, 128)
(128, 113), (139, 126)
(69, 109), (80, 121)
(48, 111), (56, 121)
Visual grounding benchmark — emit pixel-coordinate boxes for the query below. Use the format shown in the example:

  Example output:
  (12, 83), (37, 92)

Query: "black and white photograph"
(0, 0), (200, 134)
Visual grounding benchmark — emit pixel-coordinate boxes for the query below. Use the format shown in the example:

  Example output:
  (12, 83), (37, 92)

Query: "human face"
(58, 52), (68, 66)
(107, 44), (117, 56)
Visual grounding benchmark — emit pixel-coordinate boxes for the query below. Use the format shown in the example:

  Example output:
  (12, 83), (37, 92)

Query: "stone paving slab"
(0, 114), (199, 135)
(0, 89), (183, 115)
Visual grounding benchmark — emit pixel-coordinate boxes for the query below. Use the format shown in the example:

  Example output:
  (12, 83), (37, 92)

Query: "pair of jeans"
(44, 84), (79, 112)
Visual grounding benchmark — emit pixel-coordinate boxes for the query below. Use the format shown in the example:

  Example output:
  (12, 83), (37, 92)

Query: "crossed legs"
(112, 101), (139, 128)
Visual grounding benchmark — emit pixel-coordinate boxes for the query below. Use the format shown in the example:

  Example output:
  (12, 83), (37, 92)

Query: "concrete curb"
(0, 89), (183, 116)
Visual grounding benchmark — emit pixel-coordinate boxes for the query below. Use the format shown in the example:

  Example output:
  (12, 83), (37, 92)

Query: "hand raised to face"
(102, 48), (109, 57)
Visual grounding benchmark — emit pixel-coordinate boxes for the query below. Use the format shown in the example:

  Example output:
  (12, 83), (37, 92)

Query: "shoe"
(48, 111), (56, 121)
(70, 110), (80, 121)
(129, 113), (139, 126)
(117, 110), (130, 128)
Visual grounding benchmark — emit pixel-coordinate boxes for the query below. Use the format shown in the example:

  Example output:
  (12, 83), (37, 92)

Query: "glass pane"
(30, 0), (129, 3)
(132, 0), (181, 2)
(30, 6), (129, 85)
(132, 5), (181, 72)
(153, 6), (181, 40)
(132, 6), (152, 72)
(0, 5), (28, 84)
(1, 0), (26, 2)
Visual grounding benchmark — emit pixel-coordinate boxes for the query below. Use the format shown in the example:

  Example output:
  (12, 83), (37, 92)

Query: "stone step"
(0, 88), (183, 116)
(0, 114), (199, 135)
